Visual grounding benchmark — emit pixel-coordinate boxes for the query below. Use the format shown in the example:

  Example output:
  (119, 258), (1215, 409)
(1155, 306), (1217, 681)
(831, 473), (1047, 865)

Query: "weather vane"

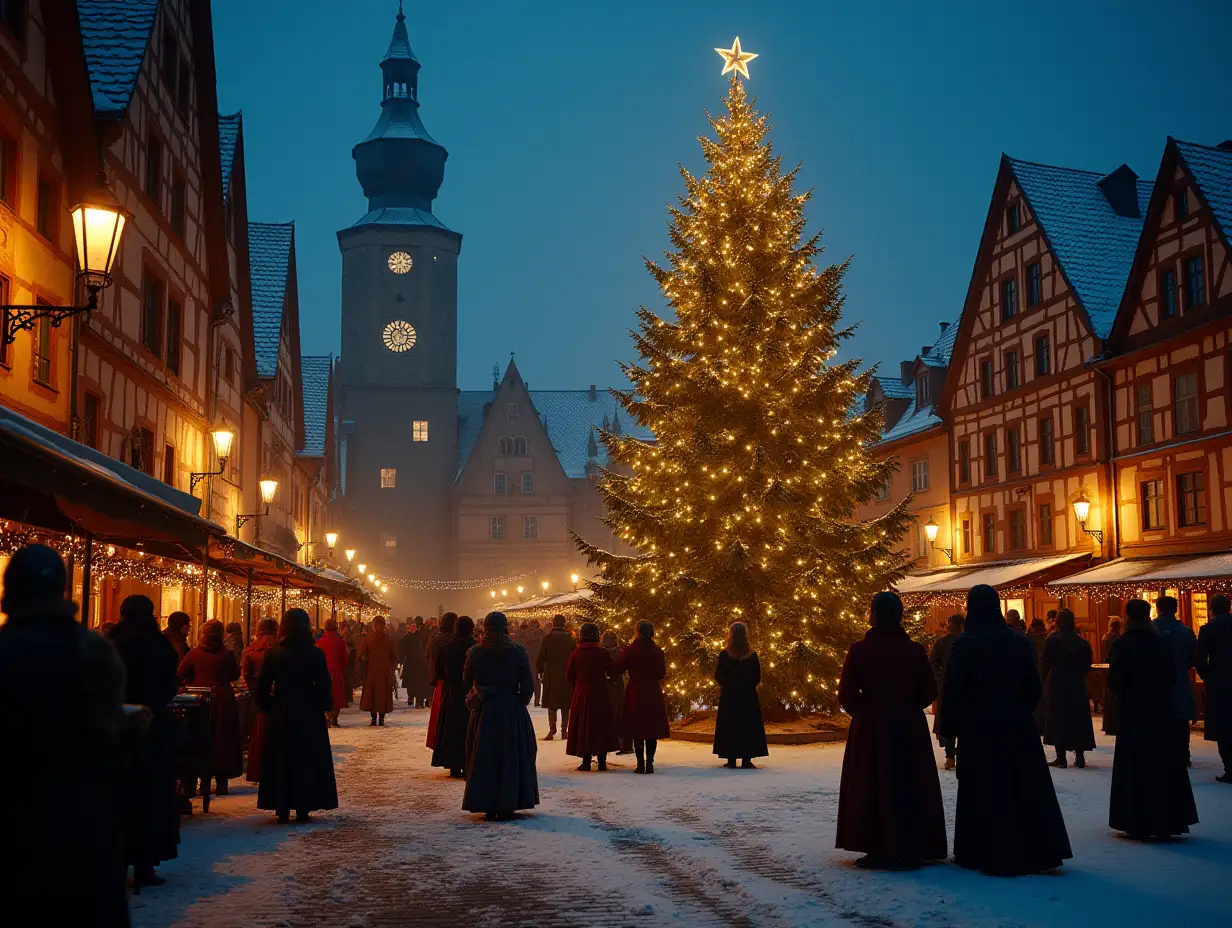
(715, 36), (758, 79)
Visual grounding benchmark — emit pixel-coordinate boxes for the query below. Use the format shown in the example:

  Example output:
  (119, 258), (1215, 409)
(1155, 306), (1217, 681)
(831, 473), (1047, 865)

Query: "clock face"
(382, 320), (417, 353)
(387, 251), (413, 274)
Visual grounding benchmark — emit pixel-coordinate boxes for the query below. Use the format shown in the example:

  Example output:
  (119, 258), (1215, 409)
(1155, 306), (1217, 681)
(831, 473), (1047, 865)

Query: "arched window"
(499, 437), (512, 455)
(514, 437), (527, 455)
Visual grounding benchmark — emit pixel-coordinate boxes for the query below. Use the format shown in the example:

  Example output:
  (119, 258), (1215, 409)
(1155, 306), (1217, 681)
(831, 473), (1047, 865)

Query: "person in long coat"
(241, 618), (279, 782)
(178, 619), (243, 793)
(359, 616), (398, 725)
(111, 594), (181, 889)
(0, 545), (130, 927)
(1027, 618), (1049, 734)
(316, 618), (350, 726)
(1107, 599), (1198, 839)
(837, 593), (946, 869)
(255, 609), (338, 823)
(425, 613), (456, 748)
(613, 621), (671, 774)
(431, 616), (477, 777)
(526, 622), (546, 707)
(1153, 596), (1198, 767)
(462, 612), (539, 820)
(536, 614), (576, 740)
(1196, 593), (1232, 783)
(712, 622), (768, 769)
(1040, 608), (1096, 768)
(163, 611), (191, 661)
(929, 613), (964, 770)
(565, 623), (620, 771)
(602, 629), (631, 754)
(938, 584), (1072, 876)
(400, 618), (432, 707)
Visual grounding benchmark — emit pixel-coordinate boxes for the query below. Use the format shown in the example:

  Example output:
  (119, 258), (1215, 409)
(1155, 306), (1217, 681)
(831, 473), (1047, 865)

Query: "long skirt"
(425, 680), (444, 749)
(246, 712), (267, 783)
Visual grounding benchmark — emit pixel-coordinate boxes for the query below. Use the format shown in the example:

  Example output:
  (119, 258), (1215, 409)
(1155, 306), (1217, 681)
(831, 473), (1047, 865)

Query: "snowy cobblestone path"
(132, 702), (1232, 928)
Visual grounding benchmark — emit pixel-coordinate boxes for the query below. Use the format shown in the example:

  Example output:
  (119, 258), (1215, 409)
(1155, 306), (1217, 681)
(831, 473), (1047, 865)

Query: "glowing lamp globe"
(357, 563), (367, 576)
(923, 518), (939, 544)
(71, 185), (127, 291)
(570, 572), (580, 585)
(1072, 493), (1091, 524)
(345, 549), (356, 563)
(258, 478), (278, 505)
(324, 531), (339, 550)
(516, 585), (524, 595)
(210, 428), (235, 463)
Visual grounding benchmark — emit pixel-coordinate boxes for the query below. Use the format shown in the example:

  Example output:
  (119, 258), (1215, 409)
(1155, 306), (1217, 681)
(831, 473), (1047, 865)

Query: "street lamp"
(345, 549), (356, 563)
(923, 517), (954, 564)
(3, 181), (127, 344)
(325, 531), (339, 551)
(490, 590), (496, 599)
(501, 588), (508, 598)
(516, 585), (524, 595)
(357, 563), (367, 576)
(190, 428), (235, 492)
(541, 580), (550, 593)
(570, 572), (580, 590)
(236, 476), (278, 535)
(1072, 491), (1103, 544)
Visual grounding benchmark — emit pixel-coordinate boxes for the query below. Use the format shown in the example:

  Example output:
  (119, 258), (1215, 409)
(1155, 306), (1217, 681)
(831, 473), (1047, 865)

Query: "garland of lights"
(382, 569), (542, 591)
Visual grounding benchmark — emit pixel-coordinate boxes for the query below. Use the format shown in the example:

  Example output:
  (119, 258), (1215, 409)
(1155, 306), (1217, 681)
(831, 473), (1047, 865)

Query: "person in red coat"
(317, 618), (350, 727)
(242, 618), (279, 782)
(565, 623), (620, 771)
(612, 621), (671, 774)
(178, 619), (244, 795)
(836, 591), (947, 870)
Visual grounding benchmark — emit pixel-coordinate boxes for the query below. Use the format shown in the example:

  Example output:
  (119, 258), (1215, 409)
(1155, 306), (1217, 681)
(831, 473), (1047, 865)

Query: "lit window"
(490, 516), (506, 540)
(521, 472), (534, 494)
(413, 420), (428, 442)
(493, 472), (507, 494)
(523, 516), (538, 540)
(380, 467), (396, 488)
(514, 437), (527, 455)
(381, 531), (397, 548)
(910, 459), (928, 492)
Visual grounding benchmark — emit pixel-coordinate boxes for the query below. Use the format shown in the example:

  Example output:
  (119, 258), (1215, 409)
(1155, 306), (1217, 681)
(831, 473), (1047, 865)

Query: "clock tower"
(337, 4), (462, 608)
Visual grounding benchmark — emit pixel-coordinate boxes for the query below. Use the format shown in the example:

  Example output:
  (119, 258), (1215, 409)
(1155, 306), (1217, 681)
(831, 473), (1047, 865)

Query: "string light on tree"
(574, 53), (910, 714)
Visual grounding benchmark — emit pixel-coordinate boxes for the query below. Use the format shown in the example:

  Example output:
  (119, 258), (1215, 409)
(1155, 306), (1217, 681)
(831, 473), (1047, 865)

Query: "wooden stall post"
(245, 568), (254, 642)
(81, 531), (93, 627)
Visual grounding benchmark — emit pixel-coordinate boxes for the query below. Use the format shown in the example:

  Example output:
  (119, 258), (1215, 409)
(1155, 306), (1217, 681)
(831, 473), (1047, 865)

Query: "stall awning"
(896, 553), (1090, 596)
(1049, 551), (1232, 591)
(502, 588), (593, 613)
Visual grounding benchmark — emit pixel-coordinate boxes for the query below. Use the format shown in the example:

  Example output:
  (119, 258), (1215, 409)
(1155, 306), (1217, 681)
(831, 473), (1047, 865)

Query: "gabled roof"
(219, 112), (241, 199)
(78, 0), (161, 118)
(248, 222), (294, 378)
(457, 386), (654, 481)
(878, 395), (943, 445)
(300, 356), (332, 456)
(920, 321), (958, 368)
(1008, 156), (1150, 339)
(873, 376), (913, 400)
(1175, 140), (1232, 247)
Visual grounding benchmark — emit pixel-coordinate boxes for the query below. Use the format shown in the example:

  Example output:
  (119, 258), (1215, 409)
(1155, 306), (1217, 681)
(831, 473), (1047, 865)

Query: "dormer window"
(916, 374), (931, 409)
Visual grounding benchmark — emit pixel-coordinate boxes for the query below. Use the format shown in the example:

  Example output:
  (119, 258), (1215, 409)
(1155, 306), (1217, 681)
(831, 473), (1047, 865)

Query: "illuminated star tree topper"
(714, 36), (758, 79)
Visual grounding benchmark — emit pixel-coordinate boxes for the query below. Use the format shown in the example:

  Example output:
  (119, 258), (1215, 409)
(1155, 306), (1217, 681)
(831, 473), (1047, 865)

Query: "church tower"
(337, 4), (461, 608)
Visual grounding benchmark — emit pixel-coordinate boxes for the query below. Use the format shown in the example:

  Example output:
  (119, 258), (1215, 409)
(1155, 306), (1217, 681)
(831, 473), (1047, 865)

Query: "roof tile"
(248, 222), (294, 379)
(79, 0), (160, 119)
(1174, 140), (1232, 246)
(300, 356), (331, 455)
(219, 112), (241, 200)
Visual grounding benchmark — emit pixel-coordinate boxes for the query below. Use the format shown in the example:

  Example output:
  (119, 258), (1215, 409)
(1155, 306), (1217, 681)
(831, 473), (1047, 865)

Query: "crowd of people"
(5, 540), (1232, 924)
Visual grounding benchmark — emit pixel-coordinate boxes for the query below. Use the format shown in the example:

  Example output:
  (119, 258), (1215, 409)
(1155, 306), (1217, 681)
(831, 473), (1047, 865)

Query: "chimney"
(900, 360), (914, 385)
(588, 384), (597, 401)
(939, 321), (950, 334)
(1097, 164), (1141, 218)
(1218, 140), (1232, 152)
(921, 346), (930, 357)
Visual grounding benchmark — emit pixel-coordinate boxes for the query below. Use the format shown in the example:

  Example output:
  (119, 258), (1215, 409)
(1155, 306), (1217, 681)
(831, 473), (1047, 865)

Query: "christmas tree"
(576, 57), (912, 714)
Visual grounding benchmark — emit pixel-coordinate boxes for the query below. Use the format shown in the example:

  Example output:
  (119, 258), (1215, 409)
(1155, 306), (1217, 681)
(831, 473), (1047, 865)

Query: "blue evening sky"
(213, 0), (1230, 390)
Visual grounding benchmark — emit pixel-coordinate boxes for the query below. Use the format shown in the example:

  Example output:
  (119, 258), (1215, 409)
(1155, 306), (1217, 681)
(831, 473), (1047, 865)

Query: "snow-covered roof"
(219, 112), (241, 200)
(1008, 157), (1150, 340)
(349, 207), (456, 232)
(300, 356), (331, 456)
(78, 0), (160, 118)
(872, 376), (913, 400)
(502, 588), (593, 612)
(1175, 140), (1232, 246)
(927, 553), (1089, 592)
(382, 6), (418, 63)
(248, 222), (294, 379)
(457, 389), (654, 480)
(878, 396), (943, 444)
(1050, 552), (1232, 588)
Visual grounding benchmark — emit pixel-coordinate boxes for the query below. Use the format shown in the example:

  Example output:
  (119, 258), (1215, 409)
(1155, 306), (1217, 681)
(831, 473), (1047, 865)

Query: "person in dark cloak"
(938, 584), (1072, 875)
(1107, 599), (1198, 839)
(1153, 596), (1197, 768)
(431, 615), (477, 777)
(462, 612), (539, 820)
(525, 621), (546, 707)
(1040, 608), (1096, 768)
(601, 629), (631, 754)
(316, 618), (350, 726)
(111, 594), (181, 889)
(241, 618), (279, 782)
(400, 617), (431, 708)
(255, 609), (338, 824)
(163, 611), (191, 661)
(565, 623), (620, 771)
(1028, 617), (1049, 735)
(425, 613), (457, 748)
(0, 545), (130, 927)
(712, 621), (768, 769)
(837, 592), (946, 870)
(612, 620), (671, 774)
(537, 614), (576, 740)
(1101, 618), (1122, 662)
(178, 619), (243, 794)
(1196, 593), (1232, 783)
(930, 614), (964, 770)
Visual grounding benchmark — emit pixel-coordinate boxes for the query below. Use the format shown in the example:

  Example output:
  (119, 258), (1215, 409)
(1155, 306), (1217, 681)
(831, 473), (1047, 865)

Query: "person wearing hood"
(0, 545), (129, 926)
(930, 614), (965, 769)
(111, 594), (181, 889)
(565, 623), (620, 771)
(1040, 608), (1096, 769)
(537, 614), (577, 741)
(612, 621), (671, 774)
(359, 616), (398, 726)
(163, 611), (191, 661)
(178, 618), (243, 795)
(256, 609), (339, 824)
(462, 612), (539, 820)
(425, 613), (457, 748)
(1108, 599), (1198, 839)
(836, 593), (946, 870)
(601, 629), (631, 754)
(712, 622), (769, 770)
(317, 618), (350, 727)
(431, 615), (477, 777)
(224, 621), (245, 657)
(242, 618), (280, 782)
(938, 584), (1072, 875)
(400, 616), (432, 708)
(1153, 596), (1198, 768)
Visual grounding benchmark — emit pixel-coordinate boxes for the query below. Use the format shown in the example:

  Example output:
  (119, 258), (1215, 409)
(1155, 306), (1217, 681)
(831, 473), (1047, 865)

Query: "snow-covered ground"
(131, 701), (1232, 927)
